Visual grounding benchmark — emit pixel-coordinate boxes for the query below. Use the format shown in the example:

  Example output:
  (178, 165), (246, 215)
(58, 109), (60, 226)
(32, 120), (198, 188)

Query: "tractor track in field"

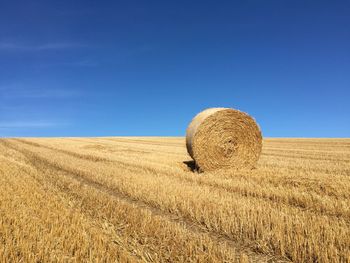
(1, 139), (289, 263)
(9, 139), (350, 222)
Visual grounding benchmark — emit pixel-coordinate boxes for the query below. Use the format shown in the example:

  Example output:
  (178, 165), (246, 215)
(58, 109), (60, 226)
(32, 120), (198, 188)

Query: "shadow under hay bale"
(183, 160), (200, 173)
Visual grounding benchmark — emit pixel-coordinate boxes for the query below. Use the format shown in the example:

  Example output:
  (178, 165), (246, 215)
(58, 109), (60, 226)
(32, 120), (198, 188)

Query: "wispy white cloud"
(0, 41), (87, 51)
(40, 59), (98, 68)
(62, 59), (98, 67)
(0, 84), (80, 99)
(0, 121), (68, 129)
(9, 88), (79, 99)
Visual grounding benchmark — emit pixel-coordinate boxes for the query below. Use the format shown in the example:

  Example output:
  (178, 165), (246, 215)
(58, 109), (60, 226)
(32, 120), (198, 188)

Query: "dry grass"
(0, 137), (349, 262)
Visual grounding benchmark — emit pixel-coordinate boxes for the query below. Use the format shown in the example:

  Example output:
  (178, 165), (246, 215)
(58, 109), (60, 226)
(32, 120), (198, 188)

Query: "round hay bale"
(186, 108), (262, 171)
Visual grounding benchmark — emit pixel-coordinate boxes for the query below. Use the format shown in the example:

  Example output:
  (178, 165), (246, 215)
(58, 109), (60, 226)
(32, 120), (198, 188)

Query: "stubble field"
(0, 137), (349, 262)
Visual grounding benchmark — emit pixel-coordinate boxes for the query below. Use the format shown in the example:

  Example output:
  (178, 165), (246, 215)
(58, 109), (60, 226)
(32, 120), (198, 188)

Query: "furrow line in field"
(261, 152), (350, 163)
(0, 153), (140, 262)
(3, 139), (280, 263)
(263, 147), (350, 158)
(22, 161), (244, 262)
(261, 160), (350, 177)
(63, 137), (185, 148)
(14, 139), (113, 162)
(87, 138), (186, 155)
(6, 139), (350, 262)
(102, 137), (185, 147)
(3, 156), (234, 262)
(264, 139), (350, 146)
(0, 145), (161, 262)
(10, 139), (350, 221)
(23, 138), (350, 180)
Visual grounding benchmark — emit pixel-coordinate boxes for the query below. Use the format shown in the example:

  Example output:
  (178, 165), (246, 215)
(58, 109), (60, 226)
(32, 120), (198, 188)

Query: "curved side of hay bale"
(186, 108), (226, 159)
(186, 108), (262, 171)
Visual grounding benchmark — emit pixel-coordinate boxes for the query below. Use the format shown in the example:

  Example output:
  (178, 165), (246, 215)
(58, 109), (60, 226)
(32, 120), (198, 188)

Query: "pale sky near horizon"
(0, 0), (349, 137)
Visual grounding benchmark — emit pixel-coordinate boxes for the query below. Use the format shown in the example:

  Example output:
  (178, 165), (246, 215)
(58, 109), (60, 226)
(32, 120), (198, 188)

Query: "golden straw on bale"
(186, 108), (262, 171)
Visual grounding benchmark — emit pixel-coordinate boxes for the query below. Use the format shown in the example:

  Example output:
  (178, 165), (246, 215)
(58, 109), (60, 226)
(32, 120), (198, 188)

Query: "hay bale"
(186, 108), (262, 171)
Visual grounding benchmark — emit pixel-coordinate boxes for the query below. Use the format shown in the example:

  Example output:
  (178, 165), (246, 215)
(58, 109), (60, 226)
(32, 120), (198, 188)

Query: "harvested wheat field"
(0, 137), (349, 263)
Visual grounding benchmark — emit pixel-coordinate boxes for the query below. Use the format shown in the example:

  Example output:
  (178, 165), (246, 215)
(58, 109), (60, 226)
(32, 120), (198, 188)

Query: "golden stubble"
(0, 137), (349, 263)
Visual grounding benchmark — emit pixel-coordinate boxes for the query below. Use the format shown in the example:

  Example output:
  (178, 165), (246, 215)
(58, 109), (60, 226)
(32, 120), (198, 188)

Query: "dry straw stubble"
(186, 108), (262, 171)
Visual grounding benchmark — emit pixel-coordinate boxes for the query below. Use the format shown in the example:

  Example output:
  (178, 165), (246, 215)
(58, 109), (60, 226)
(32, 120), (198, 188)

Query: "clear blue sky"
(0, 1), (349, 137)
